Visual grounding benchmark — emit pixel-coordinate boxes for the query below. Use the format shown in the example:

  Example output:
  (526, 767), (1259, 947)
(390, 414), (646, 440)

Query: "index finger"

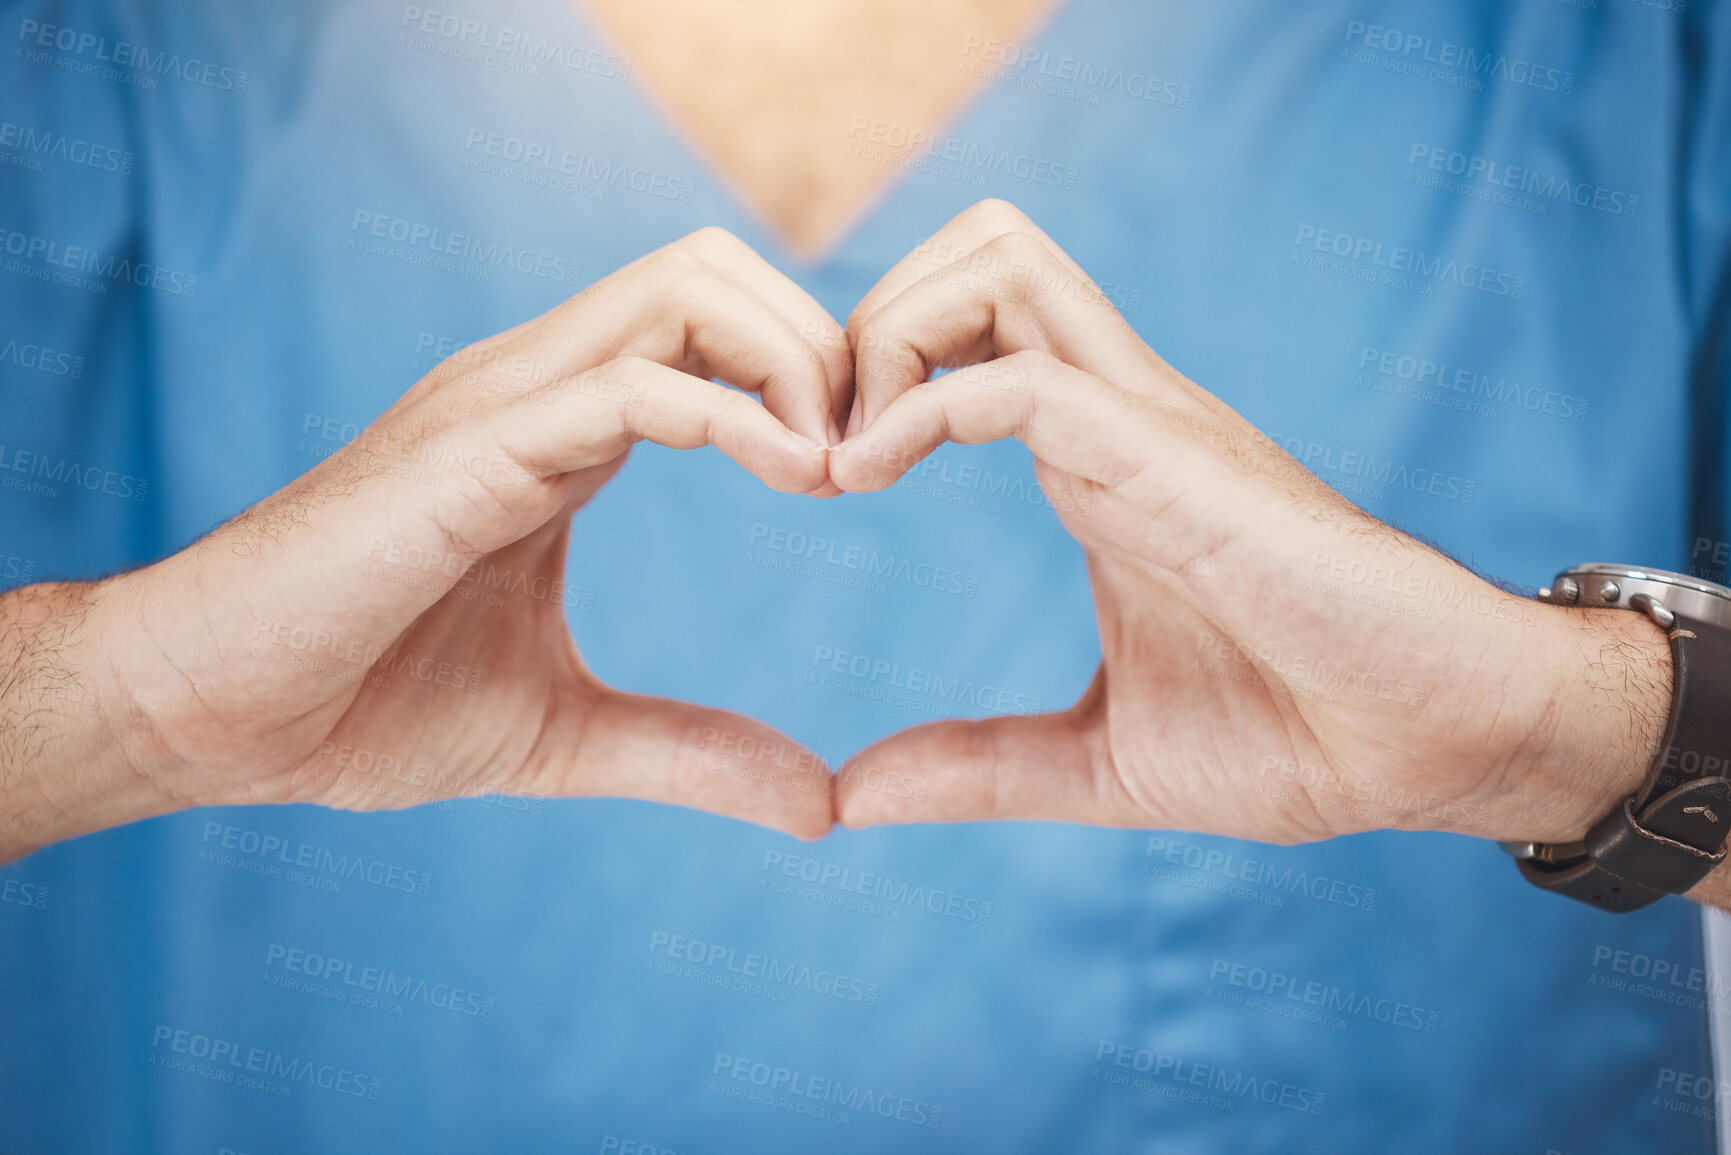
(846, 199), (1097, 330)
(846, 200), (1238, 435)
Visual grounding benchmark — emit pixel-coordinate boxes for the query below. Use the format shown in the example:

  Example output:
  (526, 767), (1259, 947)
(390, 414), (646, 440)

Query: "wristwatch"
(1503, 564), (1731, 912)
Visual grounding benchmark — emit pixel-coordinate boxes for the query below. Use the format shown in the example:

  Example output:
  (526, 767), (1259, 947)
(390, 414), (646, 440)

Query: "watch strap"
(1517, 777), (1731, 911)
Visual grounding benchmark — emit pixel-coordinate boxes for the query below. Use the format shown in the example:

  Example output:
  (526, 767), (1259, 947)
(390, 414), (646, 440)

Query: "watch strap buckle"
(1584, 777), (1731, 891)
(1515, 777), (1731, 912)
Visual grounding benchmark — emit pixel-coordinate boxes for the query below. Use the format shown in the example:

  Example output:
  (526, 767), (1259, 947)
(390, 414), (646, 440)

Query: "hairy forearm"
(0, 576), (185, 863)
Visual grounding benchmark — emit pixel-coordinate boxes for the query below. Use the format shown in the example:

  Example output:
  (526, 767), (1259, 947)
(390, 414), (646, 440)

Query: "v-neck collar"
(567, 0), (1077, 271)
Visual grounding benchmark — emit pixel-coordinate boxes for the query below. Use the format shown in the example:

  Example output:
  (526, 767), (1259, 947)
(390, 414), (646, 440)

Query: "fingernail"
(827, 416), (843, 448)
(787, 430), (827, 453)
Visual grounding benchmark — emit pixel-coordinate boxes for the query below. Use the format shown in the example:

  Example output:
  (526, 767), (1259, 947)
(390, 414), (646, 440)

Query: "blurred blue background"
(1, 0), (1728, 1151)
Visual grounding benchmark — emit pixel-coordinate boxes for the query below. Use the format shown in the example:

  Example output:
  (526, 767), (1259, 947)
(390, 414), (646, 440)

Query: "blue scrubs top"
(3, 0), (1729, 1151)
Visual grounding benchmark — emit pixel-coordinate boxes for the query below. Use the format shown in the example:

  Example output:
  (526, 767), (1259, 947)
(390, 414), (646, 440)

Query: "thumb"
(834, 708), (1113, 828)
(563, 691), (835, 840)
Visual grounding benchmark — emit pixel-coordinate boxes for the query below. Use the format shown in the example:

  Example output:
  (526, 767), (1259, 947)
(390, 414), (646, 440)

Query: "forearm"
(0, 575), (186, 864)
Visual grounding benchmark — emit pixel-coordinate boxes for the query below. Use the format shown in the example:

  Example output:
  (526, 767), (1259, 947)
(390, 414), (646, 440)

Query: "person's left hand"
(825, 200), (1670, 848)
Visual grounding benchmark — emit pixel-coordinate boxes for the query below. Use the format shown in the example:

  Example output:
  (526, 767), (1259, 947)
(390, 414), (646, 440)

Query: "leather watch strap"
(1517, 613), (1731, 911)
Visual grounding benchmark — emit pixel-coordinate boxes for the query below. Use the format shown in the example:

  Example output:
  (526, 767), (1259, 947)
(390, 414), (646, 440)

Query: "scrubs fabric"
(2, 0), (1729, 1152)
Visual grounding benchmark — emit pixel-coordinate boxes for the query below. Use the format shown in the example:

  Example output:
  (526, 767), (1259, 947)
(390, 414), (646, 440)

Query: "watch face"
(1553, 563), (1731, 627)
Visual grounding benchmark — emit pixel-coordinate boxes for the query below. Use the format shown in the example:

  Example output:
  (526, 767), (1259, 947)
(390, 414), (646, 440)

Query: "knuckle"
(683, 225), (740, 251)
(803, 315), (849, 354)
(597, 354), (654, 382)
(853, 311), (886, 355)
(676, 227), (734, 266)
(1034, 349), (1067, 377)
(570, 357), (655, 424)
(1006, 347), (1061, 376)
(854, 315), (919, 373)
(643, 245), (708, 283)
(987, 229), (1050, 267)
(811, 332), (852, 379)
(844, 301), (875, 337)
(968, 198), (1032, 232)
(711, 386), (761, 425)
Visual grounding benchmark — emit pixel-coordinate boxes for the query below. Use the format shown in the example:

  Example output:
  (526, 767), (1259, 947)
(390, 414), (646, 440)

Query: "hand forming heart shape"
(87, 201), (1668, 868)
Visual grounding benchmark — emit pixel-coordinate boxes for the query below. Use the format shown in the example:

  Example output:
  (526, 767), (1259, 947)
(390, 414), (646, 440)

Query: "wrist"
(1452, 601), (1671, 843)
(0, 574), (193, 862)
(94, 567), (212, 805)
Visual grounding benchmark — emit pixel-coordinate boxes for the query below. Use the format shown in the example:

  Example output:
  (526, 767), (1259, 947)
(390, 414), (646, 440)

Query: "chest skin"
(582, 0), (1058, 258)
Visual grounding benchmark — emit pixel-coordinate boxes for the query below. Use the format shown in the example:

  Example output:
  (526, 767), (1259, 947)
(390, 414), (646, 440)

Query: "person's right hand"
(7, 228), (848, 861)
